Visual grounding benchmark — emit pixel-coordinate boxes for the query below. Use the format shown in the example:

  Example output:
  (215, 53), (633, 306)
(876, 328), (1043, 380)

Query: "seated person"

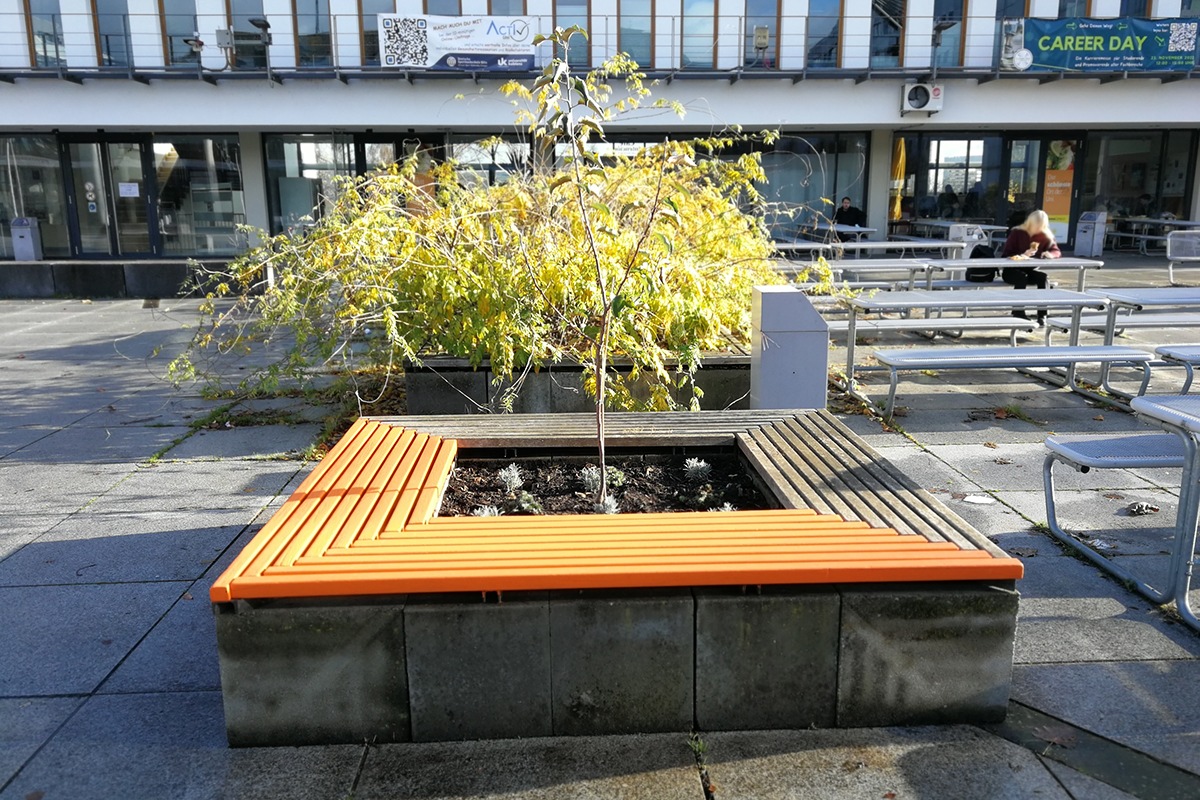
(1000, 209), (1062, 325)
(831, 197), (866, 240)
(937, 185), (960, 218)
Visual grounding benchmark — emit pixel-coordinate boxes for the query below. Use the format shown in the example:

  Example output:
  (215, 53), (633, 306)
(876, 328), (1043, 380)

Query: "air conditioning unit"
(901, 83), (944, 114)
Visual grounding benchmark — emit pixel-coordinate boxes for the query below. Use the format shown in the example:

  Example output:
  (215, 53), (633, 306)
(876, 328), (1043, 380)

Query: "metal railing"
(0, 12), (1194, 79)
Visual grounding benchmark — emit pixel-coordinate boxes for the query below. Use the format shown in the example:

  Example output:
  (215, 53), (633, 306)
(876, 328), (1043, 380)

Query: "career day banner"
(1000, 17), (1199, 72)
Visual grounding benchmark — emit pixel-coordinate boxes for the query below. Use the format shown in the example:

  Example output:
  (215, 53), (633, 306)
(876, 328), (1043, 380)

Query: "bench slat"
(222, 555), (1022, 598)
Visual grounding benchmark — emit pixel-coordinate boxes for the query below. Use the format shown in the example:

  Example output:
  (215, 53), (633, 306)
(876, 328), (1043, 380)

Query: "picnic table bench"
(212, 412), (1022, 745)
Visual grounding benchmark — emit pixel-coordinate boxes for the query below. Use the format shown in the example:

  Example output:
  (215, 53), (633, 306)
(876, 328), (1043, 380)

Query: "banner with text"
(378, 15), (535, 71)
(999, 17), (1198, 72)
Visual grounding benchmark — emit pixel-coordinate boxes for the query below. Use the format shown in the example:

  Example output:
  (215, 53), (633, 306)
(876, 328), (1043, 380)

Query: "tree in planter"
(169, 27), (789, 507)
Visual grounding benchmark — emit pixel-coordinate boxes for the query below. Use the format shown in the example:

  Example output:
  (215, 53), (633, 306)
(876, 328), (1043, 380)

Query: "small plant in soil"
(594, 496), (621, 515)
(505, 490), (544, 516)
(498, 464), (524, 492)
(684, 457), (713, 482)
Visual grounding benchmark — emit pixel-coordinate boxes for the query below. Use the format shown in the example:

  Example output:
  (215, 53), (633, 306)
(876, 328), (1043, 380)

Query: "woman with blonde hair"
(1001, 209), (1062, 324)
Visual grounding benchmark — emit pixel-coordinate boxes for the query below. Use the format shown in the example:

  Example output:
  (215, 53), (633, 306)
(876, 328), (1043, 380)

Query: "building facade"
(0, 0), (1198, 295)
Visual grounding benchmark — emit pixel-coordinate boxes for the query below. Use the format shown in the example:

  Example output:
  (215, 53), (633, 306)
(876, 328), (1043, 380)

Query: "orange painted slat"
(222, 556), (1025, 599)
(212, 418), (381, 597)
(212, 420), (1026, 604)
(405, 439), (459, 527)
(285, 427), (419, 565)
(296, 428), (419, 560)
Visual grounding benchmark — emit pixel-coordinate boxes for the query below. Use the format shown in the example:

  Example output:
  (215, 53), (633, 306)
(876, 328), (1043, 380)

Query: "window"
(996, 0), (1025, 68)
(427, 0), (461, 14)
(152, 136), (245, 256)
(0, 136), (69, 258)
(870, 0), (904, 68)
(806, 0), (839, 69)
(916, 137), (1003, 221)
(681, 0), (714, 68)
(264, 134), (356, 233)
(160, 0), (198, 66)
(554, 0), (589, 69)
(1184, 0), (1200, 16)
(361, 0), (395, 66)
(231, 0), (268, 68)
(744, 0), (777, 68)
(620, 0), (652, 67)
(27, 0), (65, 67)
(490, 0), (525, 12)
(751, 134), (870, 237)
(1119, 0), (1148, 16)
(932, 0), (964, 70)
(296, 0), (332, 67)
(1058, 0), (1087, 17)
(96, 0), (131, 67)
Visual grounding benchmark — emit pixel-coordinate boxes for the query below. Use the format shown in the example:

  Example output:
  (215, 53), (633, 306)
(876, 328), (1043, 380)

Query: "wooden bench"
(867, 345), (1155, 418)
(212, 411), (1022, 745)
(1043, 432), (1185, 603)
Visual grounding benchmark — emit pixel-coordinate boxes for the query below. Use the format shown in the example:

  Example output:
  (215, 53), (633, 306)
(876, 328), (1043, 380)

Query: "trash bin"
(11, 217), (43, 261)
(750, 285), (828, 410)
(947, 223), (989, 258)
(1075, 211), (1107, 258)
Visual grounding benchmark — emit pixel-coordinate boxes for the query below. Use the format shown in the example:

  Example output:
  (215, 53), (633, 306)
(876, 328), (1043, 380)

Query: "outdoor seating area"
(212, 413), (1023, 745)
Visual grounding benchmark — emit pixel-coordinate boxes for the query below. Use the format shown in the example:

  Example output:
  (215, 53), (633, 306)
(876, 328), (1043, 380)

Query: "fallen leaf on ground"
(1094, 415), (1105, 421)
(951, 492), (967, 500)
(1011, 547), (1038, 557)
(994, 408), (1009, 419)
(984, 442), (999, 449)
(1104, 493), (1126, 500)
(1033, 725), (1077, 748)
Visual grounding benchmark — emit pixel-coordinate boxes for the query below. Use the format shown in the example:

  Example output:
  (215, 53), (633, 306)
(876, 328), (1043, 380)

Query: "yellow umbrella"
(889, 137), (906, 220)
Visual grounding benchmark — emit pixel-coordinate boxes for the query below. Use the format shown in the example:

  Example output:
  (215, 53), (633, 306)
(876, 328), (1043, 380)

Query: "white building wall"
(0, 0), (28, 70)
(1154, 0), (1183, 16)
(1091, 0), (1122, 17)
(592, 0), (618, 63)
(331, 0), (361, 68)
(904, 0), (935, 70)
(778, 0), (807, 70)
(263, 0), (297, 69)
(195, 0), (229, 72)
(964, 0), (999, 69)
(128, 0), (163, 69)
(1027, 0), (1058, 19)
(842, 0), (871, 68)
(656, 0), (682, 69)
(716, 1), (742, 69)
(60, 0), (99, 69)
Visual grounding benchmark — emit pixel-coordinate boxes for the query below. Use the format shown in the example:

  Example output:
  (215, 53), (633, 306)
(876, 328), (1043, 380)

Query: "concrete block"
(550, 589), (693, 735)
(123, 263), (190, 298)
(52, 263), (126, 297)
(695, 588), (840, 730)
(687, 362), (751, 411)
(0, 264), (55, 297)
(404, 594), (552, 741)
(404, 368), (490, 415)
(837, 583), (1019, 727)
(215, 599), (409, 746)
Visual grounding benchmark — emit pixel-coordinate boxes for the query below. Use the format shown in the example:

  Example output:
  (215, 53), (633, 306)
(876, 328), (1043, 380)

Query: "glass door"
(65, 138), (156, 256)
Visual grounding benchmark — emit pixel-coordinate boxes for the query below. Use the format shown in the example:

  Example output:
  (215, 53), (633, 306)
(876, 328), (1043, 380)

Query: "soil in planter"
(439, 454), (773, 516)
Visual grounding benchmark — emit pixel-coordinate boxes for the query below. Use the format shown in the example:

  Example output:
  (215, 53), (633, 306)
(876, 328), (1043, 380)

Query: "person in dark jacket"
(1001, 209), (1062, 324)
(831, 196), (866, 240)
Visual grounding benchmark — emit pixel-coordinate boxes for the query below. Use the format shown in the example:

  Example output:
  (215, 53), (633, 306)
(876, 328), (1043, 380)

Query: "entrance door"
(65, 138), (157, 257)
(1006, 136), (1083, 244)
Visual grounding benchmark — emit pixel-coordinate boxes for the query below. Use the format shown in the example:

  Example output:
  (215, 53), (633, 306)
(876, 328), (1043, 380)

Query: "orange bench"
(211, 418), (1022, 603)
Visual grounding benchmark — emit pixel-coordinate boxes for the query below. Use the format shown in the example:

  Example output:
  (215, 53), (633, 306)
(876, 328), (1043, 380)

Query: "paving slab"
(1, 423), (186, 465)
(1040, 759), (1140, 800)
(356, 733), (701, 800)
(0, 692), (362, 800)
(702, 727), (1073, 799)
(0, 697), (83, 786)
(0, 509), (252, 586)
(165, 423), (323, 460)
(1014, 660), (1200, 775)
(99, 588), (220, 694)
(0, 461), (127, 514)
(0, 582), (187, 695)
(93, 459), (307, 513)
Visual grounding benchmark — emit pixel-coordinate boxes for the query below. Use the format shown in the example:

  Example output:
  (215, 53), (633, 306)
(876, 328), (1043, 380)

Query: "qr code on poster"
(381, 17), (428, 66)
(1167, 21), (1197, 53)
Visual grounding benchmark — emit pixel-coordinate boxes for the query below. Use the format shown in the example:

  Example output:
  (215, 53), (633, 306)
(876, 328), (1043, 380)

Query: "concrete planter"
(404, 354), (752, 415)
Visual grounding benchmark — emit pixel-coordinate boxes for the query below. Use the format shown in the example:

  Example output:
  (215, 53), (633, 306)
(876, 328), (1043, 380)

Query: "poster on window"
(378, 15), (535, 71)
(1042, 140), (1077, 241)
(1000, 17), (1199, 72)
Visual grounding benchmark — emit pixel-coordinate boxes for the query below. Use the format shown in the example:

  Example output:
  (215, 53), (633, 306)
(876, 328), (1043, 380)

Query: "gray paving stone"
(1040, 759), (1140, 800)
(926, 441), (1159, 493)
(550, 590), (693, 736)
(100, 589), (220, 694)
(695, 589), (839, 731)
(1014, 661), (1200, 775)
(165, 423), (322, 460)
(0, 697), (83, 786)
(356, 733), (700, 800)
(0, 692), (362, 800)
(406, 594), (552, 742)
(703, 727), (1072, 799)
(0, 509), (253, 585)
(0, 582), (186, 695)
(0, 462), (126, 513)
(94, 459), (307, 512)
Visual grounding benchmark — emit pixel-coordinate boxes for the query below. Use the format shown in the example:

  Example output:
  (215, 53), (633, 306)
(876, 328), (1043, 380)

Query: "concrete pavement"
(1, 252), (1199, 799)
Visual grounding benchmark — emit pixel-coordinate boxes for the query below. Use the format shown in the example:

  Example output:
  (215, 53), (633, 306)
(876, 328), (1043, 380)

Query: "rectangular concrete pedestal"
(215, 582), (1018, 745)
